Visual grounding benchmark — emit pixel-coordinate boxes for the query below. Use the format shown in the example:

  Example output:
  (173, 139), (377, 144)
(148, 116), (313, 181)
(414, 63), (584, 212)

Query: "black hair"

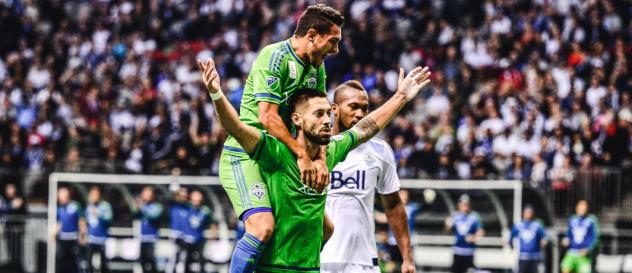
(294, 4), (345, 37)
(288, 88), (328, 114)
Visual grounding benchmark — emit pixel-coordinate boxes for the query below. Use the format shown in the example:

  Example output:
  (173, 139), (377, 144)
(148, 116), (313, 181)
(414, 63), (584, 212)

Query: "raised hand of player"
(197, 58), (221, 94)
(396, 66), (431, 102)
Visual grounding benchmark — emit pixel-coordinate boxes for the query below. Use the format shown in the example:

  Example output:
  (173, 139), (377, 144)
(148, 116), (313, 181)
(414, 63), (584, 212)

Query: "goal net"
(395, 179), (526, 272)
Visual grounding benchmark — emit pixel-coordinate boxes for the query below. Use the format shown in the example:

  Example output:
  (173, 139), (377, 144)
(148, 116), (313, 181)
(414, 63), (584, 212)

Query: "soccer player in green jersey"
(218, 4), (345, 273)
(199, 57), (431, 272)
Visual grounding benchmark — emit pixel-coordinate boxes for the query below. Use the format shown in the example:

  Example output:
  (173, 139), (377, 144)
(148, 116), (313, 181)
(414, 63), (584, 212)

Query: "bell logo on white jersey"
(331, 170), (366, 190)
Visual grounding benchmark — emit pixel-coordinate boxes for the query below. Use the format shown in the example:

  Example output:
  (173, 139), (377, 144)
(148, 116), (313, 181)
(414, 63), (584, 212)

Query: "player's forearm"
(262, 114), (306, 158)
(351, 93), (407, 144)
(385, 203), (414, 262)
(212, 94), (260, 153)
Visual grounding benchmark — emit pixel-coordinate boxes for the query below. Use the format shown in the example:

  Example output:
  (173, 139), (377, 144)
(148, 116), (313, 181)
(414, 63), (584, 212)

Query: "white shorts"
(320, 263), (381, 273)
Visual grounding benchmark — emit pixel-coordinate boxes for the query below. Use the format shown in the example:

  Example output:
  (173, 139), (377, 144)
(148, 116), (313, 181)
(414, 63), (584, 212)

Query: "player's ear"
(291, 112), (302, 128)
(331, 103), (339, 117)
(306, 29), (318, 43)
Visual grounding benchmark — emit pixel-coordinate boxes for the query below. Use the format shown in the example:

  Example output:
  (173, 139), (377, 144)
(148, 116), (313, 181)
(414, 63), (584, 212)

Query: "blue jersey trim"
(285, 40), (306, 67)
(255, 93), (282, 101)
(223, 146), (246, 153)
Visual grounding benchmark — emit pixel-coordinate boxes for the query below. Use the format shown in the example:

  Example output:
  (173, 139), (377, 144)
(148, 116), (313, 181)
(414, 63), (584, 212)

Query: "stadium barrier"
(0, 171), (630, 272)
(541, 167), (626, 223)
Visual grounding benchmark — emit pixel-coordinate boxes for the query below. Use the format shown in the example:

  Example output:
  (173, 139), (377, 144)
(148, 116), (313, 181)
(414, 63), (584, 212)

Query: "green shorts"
(561, 252), (591, 273)
(219, 147), (271, 220)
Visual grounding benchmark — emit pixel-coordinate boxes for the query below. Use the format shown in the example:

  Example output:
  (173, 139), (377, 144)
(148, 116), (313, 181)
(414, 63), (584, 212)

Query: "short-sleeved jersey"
(169, 201), (190, 239)
(510, 220), (546, 260)
(57, 201), (83, 241)
(183, 205), (213, 244)
(86, 201), (113, 245)
(567, 214), (599, 254)
(223, 39), (327, 154)
(450, 212), (483, 256)
(250, 130), (358, 273)
(321, 138), (400, 266)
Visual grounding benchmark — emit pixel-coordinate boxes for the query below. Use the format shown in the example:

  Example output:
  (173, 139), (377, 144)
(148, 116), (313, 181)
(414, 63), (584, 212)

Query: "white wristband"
(210, 90), (224, 101)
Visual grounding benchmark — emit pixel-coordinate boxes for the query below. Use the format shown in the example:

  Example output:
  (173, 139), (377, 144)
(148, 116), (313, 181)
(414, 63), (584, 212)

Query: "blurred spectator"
(85, 186), (112, 273)
(183, 190), (215, 273)
(135, 186), (163, 273)
(55, 187), (86, 273)
(166, 187), (189, 273)
(2, 183), (26, 273)
(0, 0), (628, 200)
(444, 194), (484, 273)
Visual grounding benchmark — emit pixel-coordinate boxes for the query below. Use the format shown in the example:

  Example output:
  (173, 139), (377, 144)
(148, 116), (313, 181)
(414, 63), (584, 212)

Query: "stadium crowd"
(0, 0), (631, 192)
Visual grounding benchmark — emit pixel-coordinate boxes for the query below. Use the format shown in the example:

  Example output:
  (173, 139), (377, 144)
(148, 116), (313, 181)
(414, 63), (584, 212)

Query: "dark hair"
(333, 80), (366, 103)
(294, 4), (344, 37)
(89, 186), (101, 193)
(288, 88), (328, 114)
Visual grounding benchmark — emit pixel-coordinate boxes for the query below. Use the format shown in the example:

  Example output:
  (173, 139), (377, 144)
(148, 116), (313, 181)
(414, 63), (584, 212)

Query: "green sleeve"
(326, 130), (359, 170)
(317, 65), (327, 92)
(250, 131), (284, 171)
(252, 50), (285, 105)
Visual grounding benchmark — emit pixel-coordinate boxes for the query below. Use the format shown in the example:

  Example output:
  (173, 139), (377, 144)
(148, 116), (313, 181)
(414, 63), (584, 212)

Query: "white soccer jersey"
(321, 138), (400, 266)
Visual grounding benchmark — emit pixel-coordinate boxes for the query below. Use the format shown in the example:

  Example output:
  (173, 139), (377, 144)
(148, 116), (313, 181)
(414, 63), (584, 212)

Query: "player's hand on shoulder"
(197, 57), (221, 94)
(396, 66), (431, 102)
(297, 154), (317, 189)
(312, 158), (329, 193)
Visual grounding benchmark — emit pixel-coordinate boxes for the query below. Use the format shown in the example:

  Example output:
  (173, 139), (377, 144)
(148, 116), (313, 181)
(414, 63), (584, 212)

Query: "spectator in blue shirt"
(55, 187), (86, 273)
(166, 187), (189, 273)
(135, 186), (163, 273)
(508, 205), (547, 273)
(85, 186), (112, 273)
(183, 190), (215, 273)
(445, 194), (484, 273)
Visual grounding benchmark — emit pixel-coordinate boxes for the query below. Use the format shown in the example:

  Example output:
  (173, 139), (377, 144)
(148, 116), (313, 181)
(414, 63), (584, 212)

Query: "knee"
(245, 213), (275, 242)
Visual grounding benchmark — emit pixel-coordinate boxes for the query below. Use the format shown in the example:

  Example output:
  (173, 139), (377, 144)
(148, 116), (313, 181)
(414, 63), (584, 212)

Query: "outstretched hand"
(396, 66), (432, 102)
(197, 58), (221, 94)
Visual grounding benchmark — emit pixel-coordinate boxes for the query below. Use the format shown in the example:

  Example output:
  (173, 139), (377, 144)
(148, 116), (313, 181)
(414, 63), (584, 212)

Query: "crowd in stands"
(0, 0), (631, 193)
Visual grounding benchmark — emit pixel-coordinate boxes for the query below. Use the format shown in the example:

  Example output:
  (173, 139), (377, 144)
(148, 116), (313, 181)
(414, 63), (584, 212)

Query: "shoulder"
(69, 201), (81, 210)
(100, 201), (112, 209)
(367, 138), (396, 160)
(470, 211), (483, 222)
(201, 206), (212, 215)
(254, 41), (291, 72)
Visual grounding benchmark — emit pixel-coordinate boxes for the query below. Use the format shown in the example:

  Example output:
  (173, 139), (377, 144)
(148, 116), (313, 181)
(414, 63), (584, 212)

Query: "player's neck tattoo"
(351, 117), (379, 143)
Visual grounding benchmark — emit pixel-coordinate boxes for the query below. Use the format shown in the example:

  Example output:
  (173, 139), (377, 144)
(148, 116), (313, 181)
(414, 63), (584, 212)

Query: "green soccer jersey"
(249, 130), (358, 273)
(224, 39), (327, 153)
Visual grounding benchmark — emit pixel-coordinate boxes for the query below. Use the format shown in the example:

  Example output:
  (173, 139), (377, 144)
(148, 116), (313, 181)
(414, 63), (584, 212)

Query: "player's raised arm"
(198, 58), (260, 154)
(350, 66), (431, 144)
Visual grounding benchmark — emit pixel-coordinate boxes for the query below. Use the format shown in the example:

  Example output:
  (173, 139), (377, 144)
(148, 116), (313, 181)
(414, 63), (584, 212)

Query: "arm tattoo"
(351, 117), (380, 144)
